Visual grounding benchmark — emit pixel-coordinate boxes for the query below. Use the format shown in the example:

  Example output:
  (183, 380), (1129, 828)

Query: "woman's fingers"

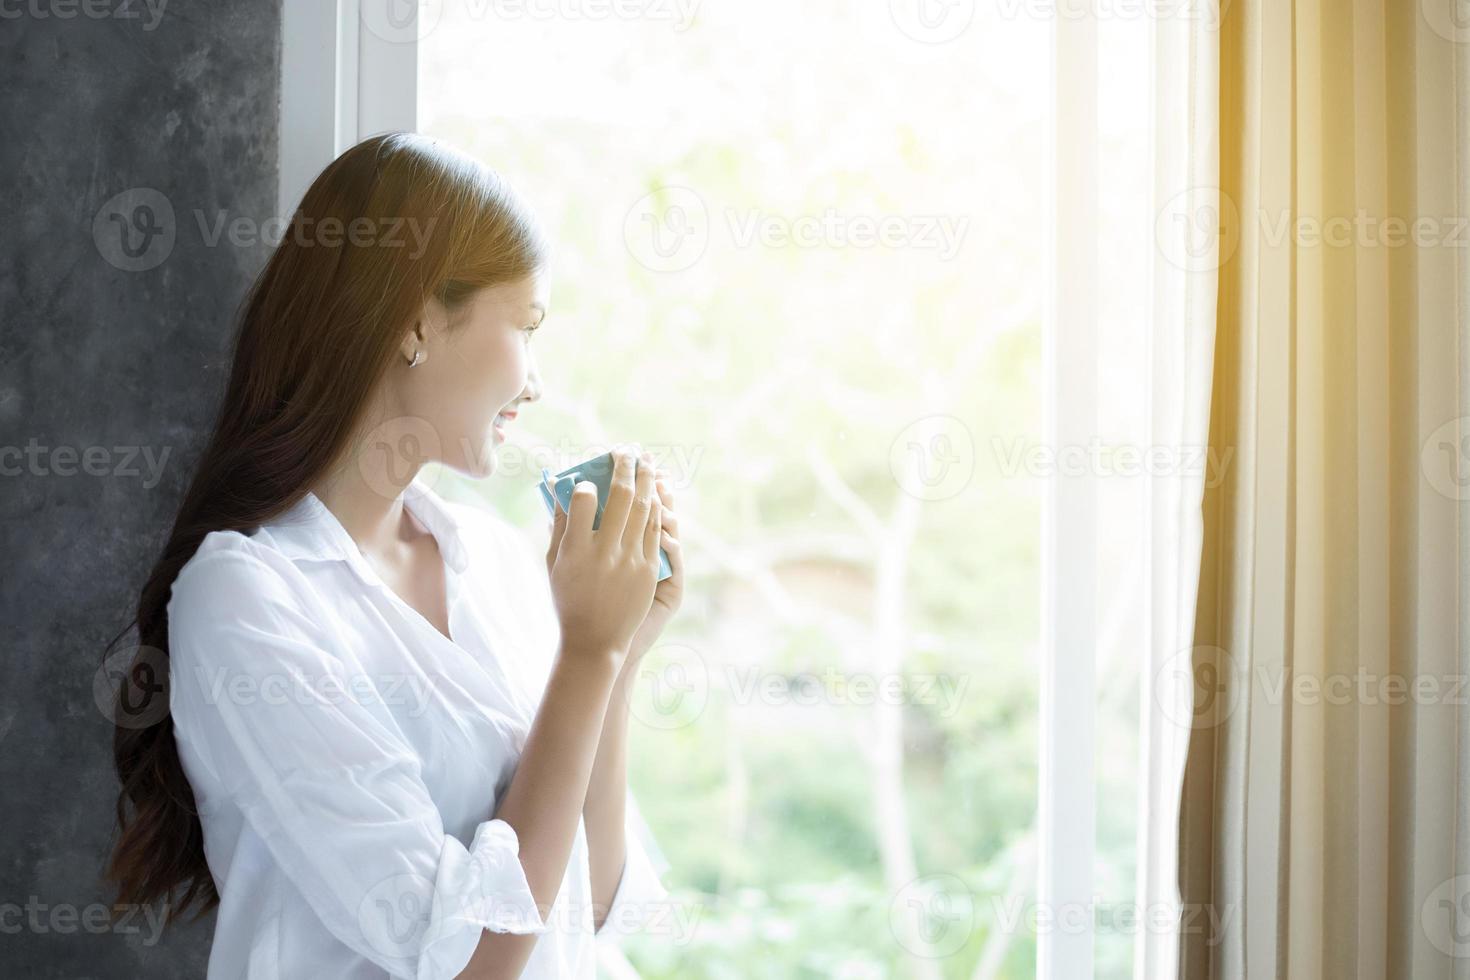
(659, 525), (683, 579)
(545, 496), (568, 573)
(643, 491), (662, 563)
(565, 480), (600, 547)
(598, 449), (637, 549)
(621, 451), (656, 555)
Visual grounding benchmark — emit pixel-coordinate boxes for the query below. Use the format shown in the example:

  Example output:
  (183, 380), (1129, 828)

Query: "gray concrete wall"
(0, 2), (281, 974)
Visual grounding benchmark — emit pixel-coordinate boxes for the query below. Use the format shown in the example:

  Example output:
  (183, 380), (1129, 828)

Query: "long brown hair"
(104, 132), (549, 922)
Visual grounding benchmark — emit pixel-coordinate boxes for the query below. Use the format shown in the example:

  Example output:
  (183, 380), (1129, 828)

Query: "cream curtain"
(1178, 1), (1470, 979)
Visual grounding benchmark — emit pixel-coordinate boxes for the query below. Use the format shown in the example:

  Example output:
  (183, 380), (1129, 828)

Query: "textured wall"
(0, 2), (280, 974)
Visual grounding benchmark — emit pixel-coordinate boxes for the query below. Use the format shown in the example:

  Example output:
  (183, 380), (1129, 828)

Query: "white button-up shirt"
(166, 474), (669, 979)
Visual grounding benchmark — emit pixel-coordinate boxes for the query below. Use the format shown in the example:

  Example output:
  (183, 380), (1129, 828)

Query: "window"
(282, 4), (1205, 976)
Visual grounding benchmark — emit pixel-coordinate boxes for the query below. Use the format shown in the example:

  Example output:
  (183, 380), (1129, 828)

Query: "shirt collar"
(263, 475), (471, 584)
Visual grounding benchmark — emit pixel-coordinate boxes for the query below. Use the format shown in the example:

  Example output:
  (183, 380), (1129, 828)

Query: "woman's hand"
(545, 449), (662, 662)
(626, 458), (684, 666)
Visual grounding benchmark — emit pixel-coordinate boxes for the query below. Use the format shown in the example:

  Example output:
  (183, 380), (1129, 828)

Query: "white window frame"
(1040, 6), (1099, 978)
(278, 0), (418, 220)
(283, 7), (1207, 980)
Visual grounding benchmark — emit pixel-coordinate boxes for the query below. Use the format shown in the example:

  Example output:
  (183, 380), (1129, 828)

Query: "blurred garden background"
(414, 2), (1145, 976)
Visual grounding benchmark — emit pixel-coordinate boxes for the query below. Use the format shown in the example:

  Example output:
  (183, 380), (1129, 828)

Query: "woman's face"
(397, 271), (549, 480)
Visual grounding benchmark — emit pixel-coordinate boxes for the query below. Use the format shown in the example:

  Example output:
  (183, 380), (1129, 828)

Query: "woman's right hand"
(545, 448), (663, 662)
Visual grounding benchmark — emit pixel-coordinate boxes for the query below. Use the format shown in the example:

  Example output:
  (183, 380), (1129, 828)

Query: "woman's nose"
(520, 357), (543, 404)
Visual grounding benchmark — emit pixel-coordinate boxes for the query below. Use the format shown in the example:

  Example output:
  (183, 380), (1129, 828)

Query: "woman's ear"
(399, 297), (448, 365)
(398, 321), (426, 365)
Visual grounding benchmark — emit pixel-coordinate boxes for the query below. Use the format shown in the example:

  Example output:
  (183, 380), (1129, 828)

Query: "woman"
(104, 132), (684, 979)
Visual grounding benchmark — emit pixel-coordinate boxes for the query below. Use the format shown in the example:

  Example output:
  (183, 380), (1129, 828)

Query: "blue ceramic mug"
(536, 451), (674, 582)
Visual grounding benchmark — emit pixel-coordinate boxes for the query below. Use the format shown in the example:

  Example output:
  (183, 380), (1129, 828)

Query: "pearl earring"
(408, 350), (424, 367)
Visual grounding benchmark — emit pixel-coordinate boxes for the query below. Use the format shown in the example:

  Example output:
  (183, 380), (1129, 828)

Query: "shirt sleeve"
(594, 789), (671, 944)
(167, 543), (547, 980)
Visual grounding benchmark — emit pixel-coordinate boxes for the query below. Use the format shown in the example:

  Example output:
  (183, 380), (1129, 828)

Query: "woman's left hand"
(626, 461), (684, 666)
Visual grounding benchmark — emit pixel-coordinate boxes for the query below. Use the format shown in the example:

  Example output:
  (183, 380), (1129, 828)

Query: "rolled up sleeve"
(167, 547), (547, 980)
(594, 790), (671, 944)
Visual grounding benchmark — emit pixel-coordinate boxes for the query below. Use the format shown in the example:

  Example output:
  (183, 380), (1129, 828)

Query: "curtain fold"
(1177, 1), (1468, 978)
(1139, 4), (1220, 979)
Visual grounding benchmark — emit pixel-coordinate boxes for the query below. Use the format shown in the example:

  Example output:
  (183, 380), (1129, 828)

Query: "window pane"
(421, 4), (1045, 975)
